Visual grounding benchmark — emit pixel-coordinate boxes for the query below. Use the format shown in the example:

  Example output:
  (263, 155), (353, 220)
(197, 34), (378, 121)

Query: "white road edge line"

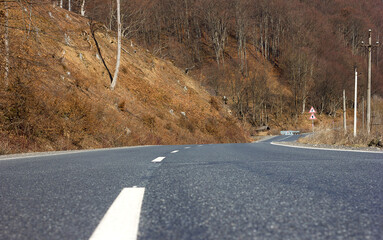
(271, 142), (383, 154)
(151, 157), (165, 163)
(0, 145), (151, 161)
(184, 147), (191, 149)
(171, 150), (179, 153)
(89, 187), (145, 240)
(254, 135), (279, 143)
(278, 135), (295, 141)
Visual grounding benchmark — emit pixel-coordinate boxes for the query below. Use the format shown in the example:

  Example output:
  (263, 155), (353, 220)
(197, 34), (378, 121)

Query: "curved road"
(0, 135), (382, 239)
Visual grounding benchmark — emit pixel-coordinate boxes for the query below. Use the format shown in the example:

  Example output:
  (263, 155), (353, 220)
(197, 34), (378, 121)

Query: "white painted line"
(278, 135), (295, 141)
(184, 147), (191, 149)
(0, 145), (151, 162)
(89, 187), (145, 240)
(171, 150), (179, 153)
(253, 136), (279, 143)
(271, 142), (383, 154)
(151, 157), (165, 163)
(198, 145), (203, 147)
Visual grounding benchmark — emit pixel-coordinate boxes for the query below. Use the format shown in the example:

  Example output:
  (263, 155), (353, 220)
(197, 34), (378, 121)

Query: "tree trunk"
(68, 0), (71, 11)
(110, 0), (121, 90)
(184, 0), (190, 40)
(377, 33), (380, 69)
(28, 4), (32, 38)
(81, 0), (86, 16)
(264, 17), (268, 60)
(4, 1), (10, 86)
(90, 22), (113, 83)
(60, 0), (63, 8)
(260, 22), (263, 57)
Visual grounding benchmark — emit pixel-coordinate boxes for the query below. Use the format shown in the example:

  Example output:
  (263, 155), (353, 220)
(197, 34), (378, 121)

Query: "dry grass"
(298, 97), (383, 148)
(0, 2), (250, 154)
(298, 128), (382, 148)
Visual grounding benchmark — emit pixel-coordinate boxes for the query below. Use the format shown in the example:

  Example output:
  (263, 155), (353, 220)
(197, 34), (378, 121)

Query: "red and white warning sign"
(309, 113), (317, 120)
(309, 106), (316, 113)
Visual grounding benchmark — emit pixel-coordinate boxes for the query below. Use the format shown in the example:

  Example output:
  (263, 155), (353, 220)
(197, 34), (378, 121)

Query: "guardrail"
(280, 131), (300, 135)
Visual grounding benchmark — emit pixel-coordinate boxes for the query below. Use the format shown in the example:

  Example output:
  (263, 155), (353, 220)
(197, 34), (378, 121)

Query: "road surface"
(0, 135), (382, 239)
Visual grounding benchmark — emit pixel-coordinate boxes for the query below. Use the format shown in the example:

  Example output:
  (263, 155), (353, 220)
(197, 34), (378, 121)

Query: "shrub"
(178, 117), (195, 133)
(142, 114), (156, 129)
(209, 96), (220, 111)
(205, 117), (218, 135)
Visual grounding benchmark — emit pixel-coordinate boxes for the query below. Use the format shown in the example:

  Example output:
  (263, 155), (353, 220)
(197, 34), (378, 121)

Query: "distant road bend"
(0, 135), (382, 239)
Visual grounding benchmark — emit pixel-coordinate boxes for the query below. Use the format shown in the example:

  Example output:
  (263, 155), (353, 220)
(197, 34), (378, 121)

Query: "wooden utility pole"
(367, 30), (372, 134)
(354, 68), (358, 137)
(361, 29), (380, 134)
(343, 89), (346, 134)
(362, 97), (365, 130)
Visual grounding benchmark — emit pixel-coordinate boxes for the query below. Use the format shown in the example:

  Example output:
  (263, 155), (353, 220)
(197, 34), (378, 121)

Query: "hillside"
(0, 2), (249, 154)
(85, 0), (383, 132)
(2, 0), (383, 153)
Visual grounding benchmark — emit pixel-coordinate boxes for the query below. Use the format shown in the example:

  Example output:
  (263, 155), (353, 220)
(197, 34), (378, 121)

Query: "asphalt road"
(0, 135), (382, 239)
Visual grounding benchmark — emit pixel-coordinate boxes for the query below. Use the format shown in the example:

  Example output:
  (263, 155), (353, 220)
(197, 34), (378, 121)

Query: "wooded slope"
(84, 0), (383, 128)
(0, 1), (249, 154)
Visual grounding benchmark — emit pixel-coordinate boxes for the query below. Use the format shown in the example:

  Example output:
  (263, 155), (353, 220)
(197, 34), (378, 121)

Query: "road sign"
(309, 107), (316, 113)
(309, 113), (317, 120)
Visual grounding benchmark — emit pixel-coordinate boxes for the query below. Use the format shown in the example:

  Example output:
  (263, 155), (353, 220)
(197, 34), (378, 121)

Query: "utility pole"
(354, 68), (358, 137)
(367, 30), (371, 134)
(362, 97), (365, 130)
(343, 89), (346, 134)
(361, 29), (380, 134)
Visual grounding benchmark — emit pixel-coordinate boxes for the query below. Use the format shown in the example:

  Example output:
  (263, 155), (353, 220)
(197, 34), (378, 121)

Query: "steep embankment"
(0, 3), (249, 154)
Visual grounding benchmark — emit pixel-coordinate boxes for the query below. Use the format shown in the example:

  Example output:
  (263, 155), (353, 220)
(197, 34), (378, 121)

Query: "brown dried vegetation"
(0, 2), (249, 154)
(298, 97), (383, 148)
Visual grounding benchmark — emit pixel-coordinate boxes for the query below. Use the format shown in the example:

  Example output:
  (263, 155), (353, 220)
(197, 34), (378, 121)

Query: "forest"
(1, 0), (383, 153)
(81, 0), (383, 126)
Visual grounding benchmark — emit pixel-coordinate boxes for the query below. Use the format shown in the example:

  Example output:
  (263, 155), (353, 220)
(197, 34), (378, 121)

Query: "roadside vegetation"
(298, 128), (383, 148)
(0, 2), (249, 154)
(298, 97), (383, 148)
(1, 0), (382, 153)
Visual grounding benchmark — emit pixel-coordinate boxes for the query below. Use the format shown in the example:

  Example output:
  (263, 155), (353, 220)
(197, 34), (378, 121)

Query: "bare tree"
(81, 0), (86, 16)
(90, 21), (113, 83)
(204, 0), (229, 68)
(235, 0), (248, 75)
(3, 1), (10, 86)
(121, 1), (146, 40)
(110, 0), (121, 90)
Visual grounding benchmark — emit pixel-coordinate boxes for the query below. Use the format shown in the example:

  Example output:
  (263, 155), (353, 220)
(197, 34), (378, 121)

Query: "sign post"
(309, 107), (317, 131)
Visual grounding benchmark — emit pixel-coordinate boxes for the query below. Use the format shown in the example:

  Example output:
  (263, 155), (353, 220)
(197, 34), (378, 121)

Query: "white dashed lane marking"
(171, 150), (179, 153)
(184, 147), (191, 149)
(89, 187), (145, 240)
(151, 157), (165, 163)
